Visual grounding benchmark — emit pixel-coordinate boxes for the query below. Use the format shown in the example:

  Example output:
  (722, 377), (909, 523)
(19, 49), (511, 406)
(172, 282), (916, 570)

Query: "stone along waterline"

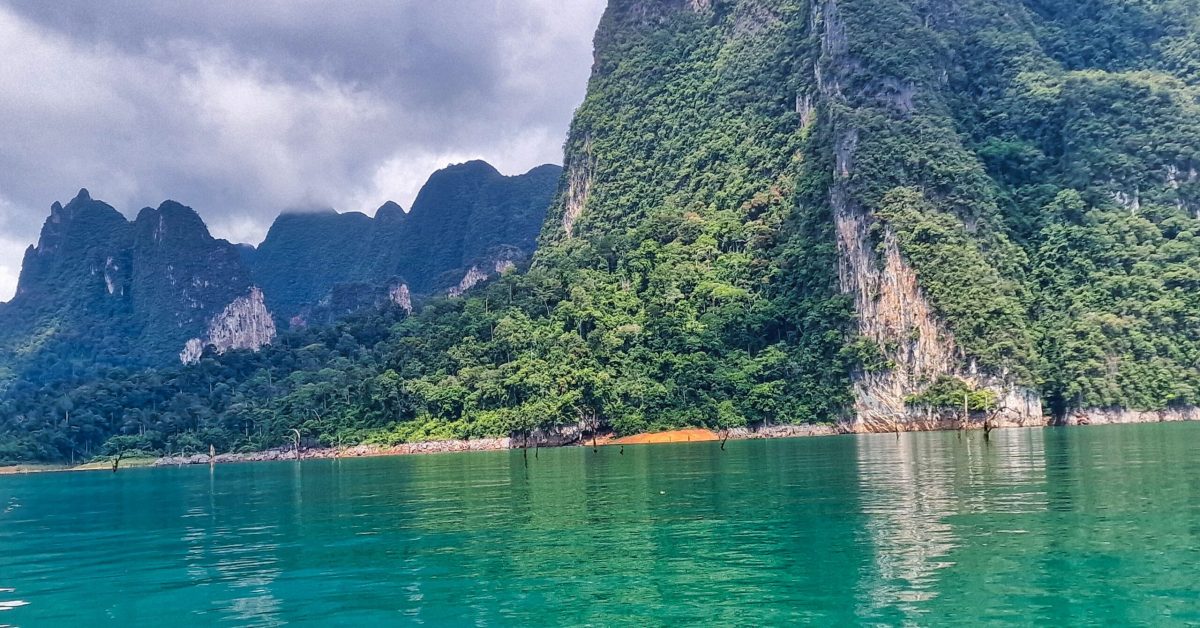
(1, 423), (1198, 625)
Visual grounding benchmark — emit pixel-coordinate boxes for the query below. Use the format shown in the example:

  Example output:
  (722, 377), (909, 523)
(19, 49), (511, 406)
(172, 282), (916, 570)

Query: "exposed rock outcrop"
(179, 338), (204, 365)
(1166, 164), (1198, 216)
(181, 287), (276, 364)
(449, 266), (489, 298)
(561, 139), (593, 238)
(103, 257), (122, 296)
(1061, 407), (1200, 426)
(493, 259), (516, 275)
(816, 0), (1041, 429)
(1111, 186), (1141, 212)
(389, 282), (413, 314)
(448, 252), (520, 298)
(796, 92), (816, 128)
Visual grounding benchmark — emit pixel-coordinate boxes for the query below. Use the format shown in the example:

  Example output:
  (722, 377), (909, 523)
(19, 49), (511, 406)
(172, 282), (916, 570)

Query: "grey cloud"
(0, 0), (606, 300)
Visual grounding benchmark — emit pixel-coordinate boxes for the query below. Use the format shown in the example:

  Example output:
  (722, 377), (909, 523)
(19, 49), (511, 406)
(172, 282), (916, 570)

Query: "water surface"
(2, 423), (1199, 625)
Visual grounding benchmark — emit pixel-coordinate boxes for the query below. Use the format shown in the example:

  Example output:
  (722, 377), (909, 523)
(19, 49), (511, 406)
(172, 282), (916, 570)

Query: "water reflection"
(182, 466), (287, 626)
(853, 429), (1050, 621)
(0, 584), (27, 628)
(1, 424), (1198, 625)
(855, 433), (960, 618)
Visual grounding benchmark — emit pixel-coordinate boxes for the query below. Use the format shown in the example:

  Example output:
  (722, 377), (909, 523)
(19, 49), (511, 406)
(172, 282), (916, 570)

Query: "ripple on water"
(0, 597), (29, 614)
(1, 425), (1199, 625)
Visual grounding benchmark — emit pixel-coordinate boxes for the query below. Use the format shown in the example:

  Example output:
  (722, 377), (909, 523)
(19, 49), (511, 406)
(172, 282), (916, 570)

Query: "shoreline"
(150, 410), (1200, 468)
(4, 411), (1197, 475)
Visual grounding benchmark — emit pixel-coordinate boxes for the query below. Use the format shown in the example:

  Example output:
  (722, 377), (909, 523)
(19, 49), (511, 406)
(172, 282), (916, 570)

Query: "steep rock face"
(448, 267), (489, 298)
(205, 287), (276, 355)
(180, 287), (276, 364)
(250, 161), (561, 325)
(835, 209), (961, 425)
(388, 282), (413, 314)
(813, 0), (1041, 428)
(447, 249), (520, 297)
(131, 201), (254, 357)
(0, 192), (252, 376)
(559, 140), (593, 238)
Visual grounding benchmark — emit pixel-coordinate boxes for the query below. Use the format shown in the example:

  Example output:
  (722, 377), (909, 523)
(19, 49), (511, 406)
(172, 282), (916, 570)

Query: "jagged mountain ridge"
(0, 189), (255, 376)
(249, 160), (561, 326)
(0, 160), (561, 382)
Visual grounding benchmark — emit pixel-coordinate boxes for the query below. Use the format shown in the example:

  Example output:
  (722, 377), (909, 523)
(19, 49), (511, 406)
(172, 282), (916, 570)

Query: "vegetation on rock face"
(0, 191), (254, 389)
(905, 376), (999, 413)
(2, 0), (1200, 462)
(0, 162), (558, 396)
(251, 161), (560, 324)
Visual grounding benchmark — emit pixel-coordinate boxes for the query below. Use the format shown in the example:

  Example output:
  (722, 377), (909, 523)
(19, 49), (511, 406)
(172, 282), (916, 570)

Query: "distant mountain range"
(0, 160), (560, 383)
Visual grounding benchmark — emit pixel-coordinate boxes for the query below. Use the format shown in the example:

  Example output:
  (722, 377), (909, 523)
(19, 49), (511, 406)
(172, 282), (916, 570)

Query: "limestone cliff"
(180, 287), (276, 364)
(448, 250), (520, 297)
(389, 282), (413, 314)
(813, 0), (1043, 429)
(249, 161), (561, 326)
(0, 191), (254, 375)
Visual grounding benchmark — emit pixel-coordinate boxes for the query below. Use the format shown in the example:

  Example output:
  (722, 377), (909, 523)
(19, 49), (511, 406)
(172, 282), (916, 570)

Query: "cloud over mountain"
(0, 0), (605, 301)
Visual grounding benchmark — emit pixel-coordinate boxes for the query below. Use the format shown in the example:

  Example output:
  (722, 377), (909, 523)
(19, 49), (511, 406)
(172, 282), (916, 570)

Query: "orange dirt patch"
(609, 428), (721, 445)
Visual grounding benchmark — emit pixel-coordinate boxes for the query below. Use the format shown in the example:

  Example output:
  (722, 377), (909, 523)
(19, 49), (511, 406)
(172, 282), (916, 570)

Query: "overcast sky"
(0, 0), (606, 302)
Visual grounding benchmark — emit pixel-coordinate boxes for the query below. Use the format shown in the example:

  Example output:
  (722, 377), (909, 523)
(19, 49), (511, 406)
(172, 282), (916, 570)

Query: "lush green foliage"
(1, 1), (858, 462)
(830, 0), (1200, 410)
(0, 162), (559, 392)
(3, 0), (1200, 462)
(0, 193), (253, 387)
(905, 376), (999, 412)
(944, 0), (1200, 413)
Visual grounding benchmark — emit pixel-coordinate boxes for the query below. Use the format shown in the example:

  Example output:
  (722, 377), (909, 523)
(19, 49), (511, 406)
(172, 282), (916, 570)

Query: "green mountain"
(0, 162), (560, 397)
(372, 161), (563, 294)
(249, 209), (377, 326)
(249, 161), (561, 325)
(129, 201), (260, 359)
(3, 0), (1200, 463)
(0, 190), (256, 385)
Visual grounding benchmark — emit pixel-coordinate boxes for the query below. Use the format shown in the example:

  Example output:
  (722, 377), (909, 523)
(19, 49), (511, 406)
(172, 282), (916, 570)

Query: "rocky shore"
(154, 438), (514, 466)
(7, 411), (1196, 474)
(138, 409), (1198, 468)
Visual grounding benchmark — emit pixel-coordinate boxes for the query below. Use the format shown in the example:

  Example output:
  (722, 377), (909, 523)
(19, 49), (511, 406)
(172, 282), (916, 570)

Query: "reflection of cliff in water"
(852, 429), (1048, 621)
(182, 466), (285, 625)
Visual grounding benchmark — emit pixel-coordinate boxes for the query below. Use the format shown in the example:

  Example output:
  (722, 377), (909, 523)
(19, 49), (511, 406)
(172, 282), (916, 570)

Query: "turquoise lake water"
(1, 423), (1199, 625)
